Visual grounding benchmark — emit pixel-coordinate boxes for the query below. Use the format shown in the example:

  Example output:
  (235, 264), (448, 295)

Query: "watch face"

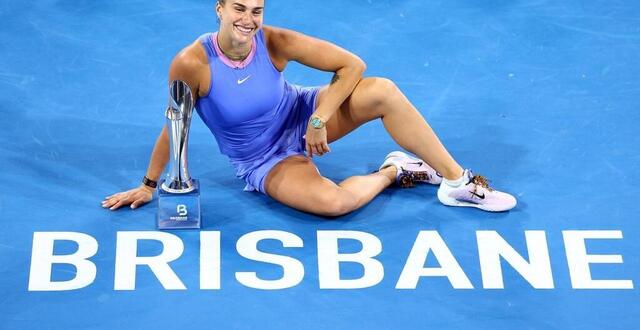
(311, 117), (323, 128)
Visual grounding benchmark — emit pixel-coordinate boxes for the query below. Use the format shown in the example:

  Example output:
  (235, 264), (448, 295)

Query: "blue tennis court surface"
(1, 0), (638, 328)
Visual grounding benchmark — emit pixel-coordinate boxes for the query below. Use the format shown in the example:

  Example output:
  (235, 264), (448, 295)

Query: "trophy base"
(157, 179), (201, 230)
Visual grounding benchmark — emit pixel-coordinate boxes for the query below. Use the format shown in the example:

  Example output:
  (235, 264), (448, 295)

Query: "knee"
(360, 77), (400, 108)
(313, 191), (358, 217)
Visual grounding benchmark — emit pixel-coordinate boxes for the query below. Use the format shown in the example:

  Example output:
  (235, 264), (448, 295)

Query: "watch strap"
(142, 176), (158, 189)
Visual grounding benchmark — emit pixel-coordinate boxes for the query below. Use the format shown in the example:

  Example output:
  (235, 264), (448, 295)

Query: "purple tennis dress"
(195, 29), (320, 194)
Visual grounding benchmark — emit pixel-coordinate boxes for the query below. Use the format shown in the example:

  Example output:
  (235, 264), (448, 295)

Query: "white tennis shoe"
(379, 151), (442, 187)
(437, 169), (517, 212)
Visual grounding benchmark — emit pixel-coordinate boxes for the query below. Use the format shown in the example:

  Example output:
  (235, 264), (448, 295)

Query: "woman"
(102, 0), (516, 215)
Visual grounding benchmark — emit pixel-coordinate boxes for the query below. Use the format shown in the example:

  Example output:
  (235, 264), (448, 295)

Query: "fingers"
(101, 193), (122, 209)
(110, 200), (125, 211)
(312, 144), (322, 156)
(131, 191), (152, 209)
(304, 126), (331, 158)
(101, 194), (126, 210)
(131, 198), (146, 209)
(102, 188), (152, 211)
(307, 143), (330, 157)
(306, 143), (313, 158)
(321, 142), (331, 154)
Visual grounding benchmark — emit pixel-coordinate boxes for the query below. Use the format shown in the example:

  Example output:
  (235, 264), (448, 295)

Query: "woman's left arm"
(265, 25), (366, 156)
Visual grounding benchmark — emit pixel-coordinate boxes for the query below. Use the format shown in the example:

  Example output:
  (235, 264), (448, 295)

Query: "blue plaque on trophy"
(157, 80), (202, 230)
(157, 179), (201, 229)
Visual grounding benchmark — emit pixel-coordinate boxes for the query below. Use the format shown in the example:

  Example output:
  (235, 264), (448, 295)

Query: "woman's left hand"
(304, 123), (331, 158)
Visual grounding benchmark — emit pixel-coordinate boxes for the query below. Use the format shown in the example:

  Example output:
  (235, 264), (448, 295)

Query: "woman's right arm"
(102, 40), (208, 210)
(101, 126), (169, 210)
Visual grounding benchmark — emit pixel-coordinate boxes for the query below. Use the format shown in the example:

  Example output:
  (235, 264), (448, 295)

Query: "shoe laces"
(466, 174), (494, 192)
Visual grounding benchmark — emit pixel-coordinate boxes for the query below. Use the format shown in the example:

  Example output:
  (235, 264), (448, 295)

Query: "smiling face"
(216, 0), (264, 46)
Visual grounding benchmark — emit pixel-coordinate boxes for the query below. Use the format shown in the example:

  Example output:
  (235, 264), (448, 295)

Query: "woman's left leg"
(318, 77), (464, 180)
(265, 155), (398, 216)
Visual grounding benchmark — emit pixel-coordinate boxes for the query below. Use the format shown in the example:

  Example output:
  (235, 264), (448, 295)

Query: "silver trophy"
(157, 80), (201, 229)
(162, 80), (195, 193)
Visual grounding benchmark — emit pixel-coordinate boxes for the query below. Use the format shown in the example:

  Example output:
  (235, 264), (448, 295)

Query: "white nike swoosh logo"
(237, 75), (251, 84)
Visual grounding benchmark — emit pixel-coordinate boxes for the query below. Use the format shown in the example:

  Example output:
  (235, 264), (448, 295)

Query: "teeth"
(235, 25), (253, 33)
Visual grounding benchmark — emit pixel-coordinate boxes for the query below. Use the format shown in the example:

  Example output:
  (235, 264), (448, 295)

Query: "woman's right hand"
(102, 185), (154, 210)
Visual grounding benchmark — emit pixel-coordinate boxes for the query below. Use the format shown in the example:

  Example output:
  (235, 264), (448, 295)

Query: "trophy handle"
(169, 80), (194, 119)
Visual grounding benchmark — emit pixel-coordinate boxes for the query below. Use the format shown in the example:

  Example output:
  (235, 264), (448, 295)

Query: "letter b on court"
(28, 232), (98, 291)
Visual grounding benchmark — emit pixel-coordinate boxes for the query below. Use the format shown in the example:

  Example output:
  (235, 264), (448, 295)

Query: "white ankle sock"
(442, 170), (466, 188)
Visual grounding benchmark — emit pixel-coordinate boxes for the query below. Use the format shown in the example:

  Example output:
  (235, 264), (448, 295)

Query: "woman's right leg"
(264, 155), (397, 217)
(315, 77), (516, 212)
(315, 78), (464, 180)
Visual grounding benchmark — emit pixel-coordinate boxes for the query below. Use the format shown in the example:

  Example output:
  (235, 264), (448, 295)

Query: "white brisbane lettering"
(317, 231), (384, 289)
(26, 230), (636, 291)
(396, 231), (473, 289)
(28, 232), (98, 291)
(200, 231), (221, 290)
(477, 231), (554, 289)
(235, 230), (304, 290)
(114, 231), (187, 290)
(563, 230), (634, 289)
